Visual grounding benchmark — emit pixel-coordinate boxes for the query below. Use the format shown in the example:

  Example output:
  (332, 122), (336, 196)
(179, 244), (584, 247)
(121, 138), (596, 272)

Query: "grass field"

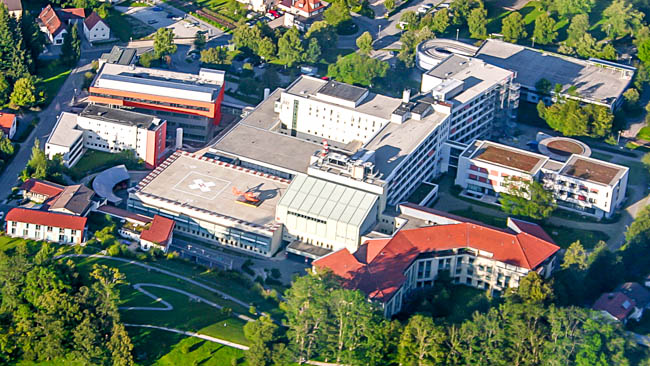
(130, 328), (247, 366)
(68, 150), (145, 180)
(637, 126), (650, 141)
(37, 60), (71, 107)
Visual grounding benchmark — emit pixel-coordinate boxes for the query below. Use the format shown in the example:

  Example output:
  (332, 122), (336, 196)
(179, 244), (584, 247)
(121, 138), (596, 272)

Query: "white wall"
(84, 21), (110, 41)
(6, 220), (84, 244)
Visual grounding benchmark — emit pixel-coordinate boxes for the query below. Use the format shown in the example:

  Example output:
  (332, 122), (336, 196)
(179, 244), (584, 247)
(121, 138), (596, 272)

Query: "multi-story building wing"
(5, 208), (87, 244)
(89, 64), (225, 143)
(314, 204), (559, 316)
(420, 54), (519, 144)
(46, 105), (167, 168)
(455, 140), (628, 219)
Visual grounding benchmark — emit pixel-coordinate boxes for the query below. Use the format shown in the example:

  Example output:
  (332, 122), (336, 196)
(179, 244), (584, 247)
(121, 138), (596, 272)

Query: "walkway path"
(55, 254), (251, 309)
(120, 283), (253, 321)
(123, 324), (250, 350)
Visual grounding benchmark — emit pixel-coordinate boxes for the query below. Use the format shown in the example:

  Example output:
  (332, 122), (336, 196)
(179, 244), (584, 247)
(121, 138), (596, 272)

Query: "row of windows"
(90, 93), (211, 112)
(287, 210), (326, 224)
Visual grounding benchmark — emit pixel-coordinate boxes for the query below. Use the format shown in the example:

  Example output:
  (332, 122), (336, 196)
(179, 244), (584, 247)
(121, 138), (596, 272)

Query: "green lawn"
(68, 150), (145, 180)
(637, 126), (650, 141)
(129, 328), (247, 366)
(36, 60), (71, 107)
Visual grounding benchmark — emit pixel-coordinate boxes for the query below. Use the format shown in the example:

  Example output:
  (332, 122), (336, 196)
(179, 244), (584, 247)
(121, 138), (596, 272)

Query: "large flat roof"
(278, 175), (378, 227)
(47, 112), (83, 148)
(133, 152), (290, 230)
(81, 104), (160, 130)
(316, 80), (368, 102)
(475, 39), (634, 106)
(560, 155), (628, 186)
(425, 55), (514, 105)
(469, 140), (548, 174)
(93, 64), (223, 103)
(212, 89), (322, 174)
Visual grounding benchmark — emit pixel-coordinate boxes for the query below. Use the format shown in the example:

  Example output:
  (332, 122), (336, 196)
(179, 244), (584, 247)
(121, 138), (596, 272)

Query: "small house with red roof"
(83, 11), (110, 42)
(38, 5), (85, 44)
(1, 0), (22, 19)
(593, 282), (650, 323)
(314, 204), (559, 316)
(0, 112), (16, 140)
(139, 215), (175, 253)
(20, 178), (65, 203)
(277, 0), (327, 18)
(5, 207), (87, 244)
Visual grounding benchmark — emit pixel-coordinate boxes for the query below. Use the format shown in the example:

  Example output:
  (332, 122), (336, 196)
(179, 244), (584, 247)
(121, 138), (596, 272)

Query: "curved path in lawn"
(55, 254), (254, 322)
(120, 283), (174, 311)
(123, 324), (250, 351)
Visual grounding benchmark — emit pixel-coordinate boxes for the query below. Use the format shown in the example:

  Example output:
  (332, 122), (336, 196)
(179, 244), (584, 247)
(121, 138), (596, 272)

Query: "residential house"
(1, 0), (22, 18)
(20, 178), (65, 203)
(0, 112), (17, 140)
(593, 282), (650, 323)
(277, 0), (327, 18)
(139, 215), (175, 253)
(20, 178), (101, 216)
(83, 11), (110, 42)
(38, 5), (85, 44)
(5, 208), (87, 244)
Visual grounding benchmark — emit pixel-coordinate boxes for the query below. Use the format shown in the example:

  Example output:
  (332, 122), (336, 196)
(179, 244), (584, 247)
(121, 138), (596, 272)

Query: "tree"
(138, 51), (155, 67)
(501, 12), (527, 43)
(328, 53), (389, 86)
(305, 38), (321, 63)
(277, 27), (303, 67)
(153, 27), (177, 59)
(258, 37), (276, 60)
(574, 33), (601, 58)
(509, 272), (553, 304)
(467, 6), (487, 39)
(384, 0), (395, 11)
(0, 74), (9, 104)
(200, 47), (228, 65)
(233, 20), (263, 51)
(21, 14), (45, 71)
(450, 0), (481, 24)
(10, 76), (40, 109)
(244, 316), (277, 366)
(431, 8), (450, 34)
(566, 14), (590, 47)
(601, 0), (643, 39)
(324, 0), (351, 27)
(398, 315), (446, 366)
(639, 39), (650, 65)
(398, 27), (434, 67)
(356, 31), (373, 55)
(306, 21), (338, 55)
(599, 43), (616, 60)
(553, 0), (594, 17)
(400, 11), (420, 31)
(537, 99), (614, 137)
(328, 289), (376, 364)
(535, 78), (552, 95)
(194, 32), (206, 49)
(562, 241), (588, 270)
(61, 24), (81, 66)
(108, 322), (134, 366)
(533, 13), (558, 45)
(500, 177), (557, 220)
(623, 88), (640, 109)
(271, 343), (293, 366)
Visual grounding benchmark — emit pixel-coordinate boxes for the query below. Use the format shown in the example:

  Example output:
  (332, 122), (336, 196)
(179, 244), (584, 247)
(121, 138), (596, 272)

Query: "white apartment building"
(46, 105), (167, 169)
(420, 54), (519, 144)
(5, 208), (87, 245)
(455, 140), (628, 219)
(315, 204), (559, 316)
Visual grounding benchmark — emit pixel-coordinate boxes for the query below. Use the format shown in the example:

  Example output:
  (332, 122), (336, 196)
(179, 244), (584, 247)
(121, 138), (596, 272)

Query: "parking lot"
(116, 5), (207, 39)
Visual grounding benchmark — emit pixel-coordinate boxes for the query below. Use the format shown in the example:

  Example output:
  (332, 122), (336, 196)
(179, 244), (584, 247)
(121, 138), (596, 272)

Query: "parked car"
(153, 6), (164, 11)
(269, 9), (281, 18)
(148, 19), (158, 24)
(417, 7), (428, 14)
(172, 16), (183, 21)
(300, 65), (317, 76)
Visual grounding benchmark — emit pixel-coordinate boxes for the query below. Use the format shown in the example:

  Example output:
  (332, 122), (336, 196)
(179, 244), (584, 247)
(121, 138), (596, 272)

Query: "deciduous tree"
(501, 12), (527, 43)
(153, 27), (177, 58)
(277, 27), (304, 67)
(398, 315), (447, 366)
(601, 0), (643, 39)
(356, 31), (373, 55)
(566, 14), (590, 47)
(61, 24), (81, 66)
(468, 5), (488, 39)
(328, 53), (388, 86)
(305, 37), (321, 63)
(500, 177), (557, 220)
(533, 13), (558, 45)
(562, 241), (588, 270)
(324, 0), (351, 27)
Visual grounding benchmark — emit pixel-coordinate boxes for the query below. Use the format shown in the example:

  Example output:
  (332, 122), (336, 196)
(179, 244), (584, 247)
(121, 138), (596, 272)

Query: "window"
(35, 225), (41, 230)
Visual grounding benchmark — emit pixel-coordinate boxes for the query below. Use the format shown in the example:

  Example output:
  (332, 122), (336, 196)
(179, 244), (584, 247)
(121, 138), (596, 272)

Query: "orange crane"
(232, 186), (260, 203)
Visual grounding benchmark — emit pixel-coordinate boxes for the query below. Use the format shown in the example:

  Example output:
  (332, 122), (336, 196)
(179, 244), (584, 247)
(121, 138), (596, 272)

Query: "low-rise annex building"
(127, 151), (289, 257)
(45, 105), (167, 169)
(5, 208), (87, 245)
(455, 140), (628, 219)
(313, 204), (560, 317)
(0, 112), (17, 139)
(83, 11), (110, 42)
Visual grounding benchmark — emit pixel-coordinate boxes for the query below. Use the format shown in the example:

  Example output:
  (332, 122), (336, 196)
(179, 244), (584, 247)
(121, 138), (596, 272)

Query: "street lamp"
(617, 130), (622, 145)
(532, 37), (535, 48)
(456, 29), (459, 41)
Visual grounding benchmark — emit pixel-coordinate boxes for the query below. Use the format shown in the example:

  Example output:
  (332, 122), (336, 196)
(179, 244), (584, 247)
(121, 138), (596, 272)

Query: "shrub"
(270, 268), (281, 279)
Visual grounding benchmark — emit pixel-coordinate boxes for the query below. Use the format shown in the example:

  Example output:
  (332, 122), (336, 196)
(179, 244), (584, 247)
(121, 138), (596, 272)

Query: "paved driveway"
(116, 6), (205, 39)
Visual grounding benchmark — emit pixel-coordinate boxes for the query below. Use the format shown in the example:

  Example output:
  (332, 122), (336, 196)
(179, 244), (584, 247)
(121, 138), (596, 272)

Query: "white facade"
(6, 220), (84, 244)
(83, 18), (110, 41)
(455, 140), (629, 219)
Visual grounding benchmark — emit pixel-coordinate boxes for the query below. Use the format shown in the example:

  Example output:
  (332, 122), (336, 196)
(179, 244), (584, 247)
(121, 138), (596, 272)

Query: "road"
(0, 50), (108, 211)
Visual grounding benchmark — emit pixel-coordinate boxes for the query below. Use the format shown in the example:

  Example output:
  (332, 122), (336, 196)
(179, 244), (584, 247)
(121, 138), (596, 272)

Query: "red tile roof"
(20, 178), (65, 199)
(140, 215), (175, 245)
(96, 205), (152, 225)
(84, 11), (103, 30)
(593, 292), (636, 321)
(6, 208), (87, 231)
(59, 7), (85, 19)
(280, 0), (327, 14)
(39, 5), (65, 37)
(0, 112), (15, 134)
(314, 221), (559, 303)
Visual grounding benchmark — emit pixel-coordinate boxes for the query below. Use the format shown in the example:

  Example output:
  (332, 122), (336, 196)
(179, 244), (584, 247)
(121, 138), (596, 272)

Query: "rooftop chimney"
(402, 89), (411, 103)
